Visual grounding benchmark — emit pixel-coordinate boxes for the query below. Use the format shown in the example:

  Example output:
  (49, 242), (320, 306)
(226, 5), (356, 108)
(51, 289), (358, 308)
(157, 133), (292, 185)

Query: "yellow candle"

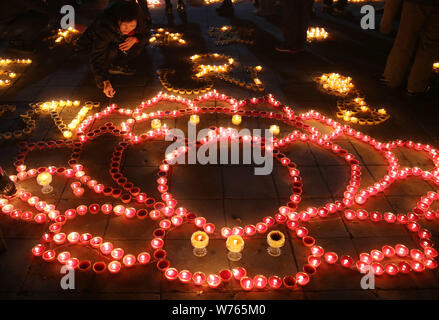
(189, 115), (200, 125)
(151, 119), (161, 130)
(232, 115), (242, 125)
(267, 231), (285, 248)
(377, 108), (386, 115)
(191, 231), (209, 249)
(63, 130), (72, 139)
(269, 125), (280, 136)
(37, 172), (52, 186)
(226, 235), (244, 253)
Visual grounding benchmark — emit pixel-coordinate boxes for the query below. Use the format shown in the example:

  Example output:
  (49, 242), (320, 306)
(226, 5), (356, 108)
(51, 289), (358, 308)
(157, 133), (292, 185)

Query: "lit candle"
(269, 125), (280, 136)
(189, 115), (200, 125)
(267, 230), (285, 257)
(191, 231), (209, 257)
(151, 119), (161, 130)
(232, 115), (242, 125)
(37, 172), (53, 194)
(226, 235), (244, 261)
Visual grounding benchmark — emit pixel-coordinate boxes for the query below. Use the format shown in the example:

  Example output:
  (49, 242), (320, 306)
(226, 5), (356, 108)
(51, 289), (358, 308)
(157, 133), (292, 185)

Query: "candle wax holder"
(227, 251), (242, 262)
(193, 247), (207, 257)
(41, 184), (53, 194)
(267, 231), (285, 257)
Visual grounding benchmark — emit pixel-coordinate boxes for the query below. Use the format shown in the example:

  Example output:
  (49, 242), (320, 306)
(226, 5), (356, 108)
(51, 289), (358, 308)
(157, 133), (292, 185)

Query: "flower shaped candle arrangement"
(315, 73), (355, 97)
(337, 97), (389, 125)
(46, 27), (80, 49)
(307, 27), (329, 42)
(2, 90), (439, 291)
(0, 104), (40, 143)
(208, 25), (254, 46)
(149, 28), (187, 46)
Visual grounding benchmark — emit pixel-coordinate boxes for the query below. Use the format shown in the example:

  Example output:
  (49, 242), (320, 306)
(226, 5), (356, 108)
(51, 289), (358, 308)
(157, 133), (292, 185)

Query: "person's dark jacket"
(78, 0), (149, 86)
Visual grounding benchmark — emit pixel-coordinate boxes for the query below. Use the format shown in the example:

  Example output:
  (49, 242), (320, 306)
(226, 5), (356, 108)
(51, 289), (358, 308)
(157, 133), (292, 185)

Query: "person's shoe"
(108, 65), (136, 76)
(275, 45), (302, 54)
(407, 85), (430, 97)
(177, 2), (186, 13)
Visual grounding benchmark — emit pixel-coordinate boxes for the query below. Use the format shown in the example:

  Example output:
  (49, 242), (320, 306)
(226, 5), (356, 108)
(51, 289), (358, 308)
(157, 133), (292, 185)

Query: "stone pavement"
(0, 1), (438, 300)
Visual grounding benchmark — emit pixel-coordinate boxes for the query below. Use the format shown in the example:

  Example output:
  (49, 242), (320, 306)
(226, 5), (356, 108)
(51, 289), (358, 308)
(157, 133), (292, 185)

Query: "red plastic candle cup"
(192, 272), (206, 286)
(157, 259), (170, 271)
(219, 269), (232, 282)
(302, 236), (315, 247)
(137, 252), (151, 264)
(232, 267), (246, 280)
(207, 274), (221, 288)
(153, 249), (167, 260)
(303, 264), (317, 276)
(165, 267), (179, 280)
(282, 276), (296, 289)
(78, 260), (92, 272)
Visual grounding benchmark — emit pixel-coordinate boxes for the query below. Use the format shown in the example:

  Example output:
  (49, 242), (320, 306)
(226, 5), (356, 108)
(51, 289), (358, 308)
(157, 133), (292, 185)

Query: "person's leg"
(383, 1), (426, 87)
(380, 0), (403, 35)
(407, 7), (439, 93)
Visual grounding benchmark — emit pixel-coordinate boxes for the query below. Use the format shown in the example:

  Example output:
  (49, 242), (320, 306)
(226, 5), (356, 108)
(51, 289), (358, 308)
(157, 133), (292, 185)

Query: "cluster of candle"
(46, 27), (80, 49)
(204, 0), (237, 3)
(149, 28), (186, 46)
(0, 58), (32, 65)
(158, 69), (214, 95)
(147, 0), (161, 7)
(190, 54), (264, 92)
(34, 100), (96, 139)
(0, 104), (39, 143)
(307, 27), (329, 42)
(0, 58), (31, 87)
(315, 73), (355, 96)
(337, 97), (389, 125)
(208, 25), (254, 46)
(433, 62), (439, 72)
(0, 70), (17, 87)
(3, 90), (439, 291)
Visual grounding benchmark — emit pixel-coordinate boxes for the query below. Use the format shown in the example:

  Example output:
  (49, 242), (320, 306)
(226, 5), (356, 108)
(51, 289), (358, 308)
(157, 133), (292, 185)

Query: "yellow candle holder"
(37, 172), (53, 194)
(191, 231), (209, 257)
(189, 115), (200, 125)
(226, 235), (244, 261)
(151, 119), (161, 130)
(269, 125), (280, 136)
(232, 115), (242, 125)
(267, 230), (285, 257)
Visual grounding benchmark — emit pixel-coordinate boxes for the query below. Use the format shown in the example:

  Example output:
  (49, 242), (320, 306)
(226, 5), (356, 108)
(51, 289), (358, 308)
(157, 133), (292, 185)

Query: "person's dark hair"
(115, 1), (140, 23)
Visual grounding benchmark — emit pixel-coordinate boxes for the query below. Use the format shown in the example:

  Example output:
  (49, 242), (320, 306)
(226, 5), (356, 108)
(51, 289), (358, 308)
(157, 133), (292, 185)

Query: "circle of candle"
(269, 125), (280, 136)
(151, 119), (161, 130)
(267, 230), (285, 257)
(37, 172), (53, 194)
(189, 115), (200, 125)
(191, 231), (209, 257)
(232, 115), (242, 125)
(226, 235), (244, 261)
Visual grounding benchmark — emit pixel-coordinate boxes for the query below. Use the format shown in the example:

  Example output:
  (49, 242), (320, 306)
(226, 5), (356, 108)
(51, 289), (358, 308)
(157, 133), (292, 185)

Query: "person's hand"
(103, 80), (116, 98)
(119, 37), (138, 52)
